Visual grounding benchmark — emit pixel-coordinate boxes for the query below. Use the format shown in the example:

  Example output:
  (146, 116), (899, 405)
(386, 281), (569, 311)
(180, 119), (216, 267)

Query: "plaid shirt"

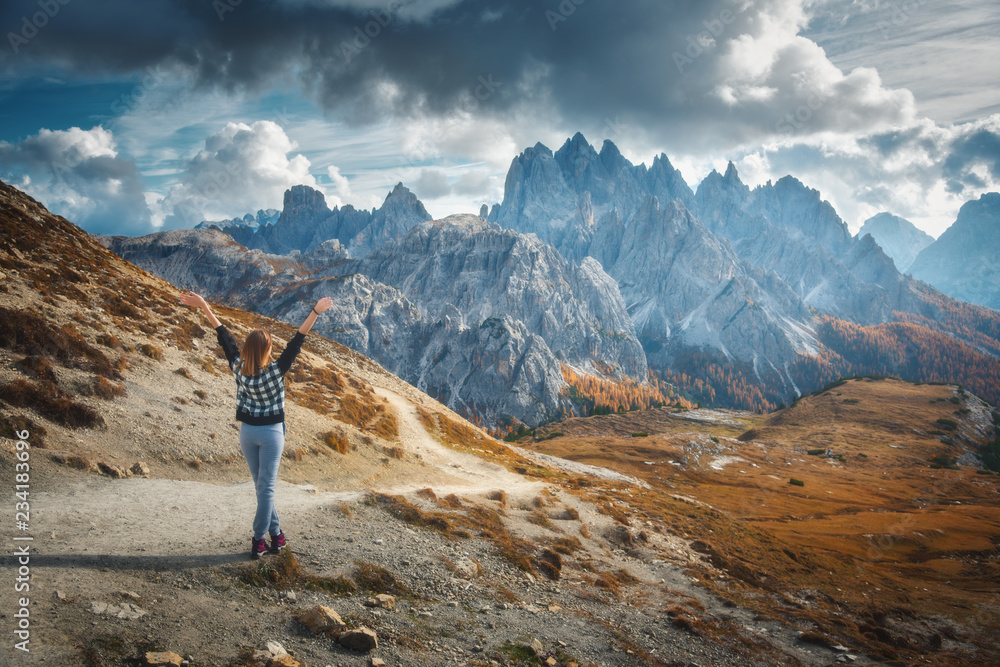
(216, 325), (305, 425)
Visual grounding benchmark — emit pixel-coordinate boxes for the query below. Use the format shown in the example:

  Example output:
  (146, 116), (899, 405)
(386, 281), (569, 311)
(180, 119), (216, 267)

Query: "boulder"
(338, 627), (378, 652)
(144, 652), (184, 667)
(297, 605), (346, 638)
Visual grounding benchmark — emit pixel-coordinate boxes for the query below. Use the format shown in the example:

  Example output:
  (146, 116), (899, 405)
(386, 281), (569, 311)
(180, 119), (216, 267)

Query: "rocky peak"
(648, 152), (695, 209)
(280, 185), (329, 219)
(598, 139), (629, 174)
(857, 212), (933, 272)
(909, 192), (1000, 309)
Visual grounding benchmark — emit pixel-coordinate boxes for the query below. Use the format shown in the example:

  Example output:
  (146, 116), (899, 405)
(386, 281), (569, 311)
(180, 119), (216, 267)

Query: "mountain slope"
(3, 177), (902, 667)
(858, 212), (934, 273)
(910, 192), (1000, 309)
(101, 212), (664, 427)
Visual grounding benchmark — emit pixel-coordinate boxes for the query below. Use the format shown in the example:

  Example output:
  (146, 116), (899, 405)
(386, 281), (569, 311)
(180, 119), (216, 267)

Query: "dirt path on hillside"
(0, 398), (830, 667)
(374, 387), (546, 499)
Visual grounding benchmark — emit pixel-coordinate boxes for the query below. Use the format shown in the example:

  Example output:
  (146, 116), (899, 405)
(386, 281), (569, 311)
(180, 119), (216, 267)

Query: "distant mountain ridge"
(857, 212), (934, 273)
(910, 193), (1000, 310)
(100, 135), (1000, 423)
(103, 211), (656, 426)
(203, 183), (432, 258)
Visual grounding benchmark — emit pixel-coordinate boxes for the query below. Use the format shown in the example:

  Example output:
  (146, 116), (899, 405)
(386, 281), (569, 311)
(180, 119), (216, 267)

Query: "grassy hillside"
(519, 377), (1000, 665)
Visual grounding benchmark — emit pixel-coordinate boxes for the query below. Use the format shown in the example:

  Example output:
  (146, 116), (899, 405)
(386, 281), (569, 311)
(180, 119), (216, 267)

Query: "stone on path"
(298, 605), (347, 638)
(144, 652), (184, 667)
(338, 627), (378, 652)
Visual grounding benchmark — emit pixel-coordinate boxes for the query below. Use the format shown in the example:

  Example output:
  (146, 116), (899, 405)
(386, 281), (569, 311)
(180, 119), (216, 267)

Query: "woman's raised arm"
(299, 296), (333, 335)
(179, 291), (222, 329)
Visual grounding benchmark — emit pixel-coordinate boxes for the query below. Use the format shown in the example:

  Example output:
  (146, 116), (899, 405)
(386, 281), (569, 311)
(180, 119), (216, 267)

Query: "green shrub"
(789, 478), (805, 487)
(631, 432), (648, 438)
(807, 448), (826, 456)
(935, 418), (958, 431)
(949, 396), (961, 405)
(929, 455), (959, 470)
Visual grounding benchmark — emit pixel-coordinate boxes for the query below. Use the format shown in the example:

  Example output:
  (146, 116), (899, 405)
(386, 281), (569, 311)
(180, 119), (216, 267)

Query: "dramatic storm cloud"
(0, 0), (917, 147)
(0, 0), (997, 232)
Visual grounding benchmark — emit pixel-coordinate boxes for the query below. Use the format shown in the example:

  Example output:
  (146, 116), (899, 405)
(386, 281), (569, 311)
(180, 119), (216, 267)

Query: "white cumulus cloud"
(0, 126), (153, 235)
(157, 121), (322, 228)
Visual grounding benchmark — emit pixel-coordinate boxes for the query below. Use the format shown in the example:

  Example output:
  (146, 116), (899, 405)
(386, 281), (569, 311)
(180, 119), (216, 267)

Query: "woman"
(179, 291), (334, 559)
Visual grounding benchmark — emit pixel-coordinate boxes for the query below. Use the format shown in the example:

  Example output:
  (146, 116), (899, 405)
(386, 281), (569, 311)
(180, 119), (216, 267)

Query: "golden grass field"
(514, 378), (1000, 664)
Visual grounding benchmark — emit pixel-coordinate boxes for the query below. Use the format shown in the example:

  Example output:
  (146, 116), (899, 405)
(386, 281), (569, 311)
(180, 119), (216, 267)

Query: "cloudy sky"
(0, 0), (997, 237)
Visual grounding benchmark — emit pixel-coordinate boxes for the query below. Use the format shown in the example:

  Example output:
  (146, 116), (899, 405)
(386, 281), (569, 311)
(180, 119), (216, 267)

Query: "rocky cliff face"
(910, 193), (1000, 310)
(857, 212), (934, 273)
(489, 135), (822, 380)
(347, 215), (646, 380)
(102, 212), (645, 426)
(210, 183), (431, 257)
(97, 228), (323, 310)
(692, 167), (919, 325)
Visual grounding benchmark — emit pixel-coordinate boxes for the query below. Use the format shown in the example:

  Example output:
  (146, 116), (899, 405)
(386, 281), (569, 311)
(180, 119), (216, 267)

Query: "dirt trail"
(23, 390), (546, 567)
(374, 387), (546, 499)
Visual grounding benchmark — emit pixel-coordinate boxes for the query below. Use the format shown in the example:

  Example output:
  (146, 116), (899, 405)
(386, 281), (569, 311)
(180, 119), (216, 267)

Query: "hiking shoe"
(269, 530), (287, 554)
(250, 536), (268, 559)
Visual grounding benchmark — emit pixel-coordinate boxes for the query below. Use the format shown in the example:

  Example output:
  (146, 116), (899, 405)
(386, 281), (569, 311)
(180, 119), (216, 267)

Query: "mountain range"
(100, 134), (1000, 427)
(857, 212), (934, 273)
(909, 192), (1000, 310)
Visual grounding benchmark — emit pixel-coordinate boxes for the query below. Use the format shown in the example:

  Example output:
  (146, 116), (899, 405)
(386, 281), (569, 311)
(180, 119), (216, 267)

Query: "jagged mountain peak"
(282, 183), (329, 211)
(430, 213), (494, 231)
(858, 212), (933, 273)
(910, 191), (1000, 308)
(724, 161), (740, 181)
(523, 142), (553, 159)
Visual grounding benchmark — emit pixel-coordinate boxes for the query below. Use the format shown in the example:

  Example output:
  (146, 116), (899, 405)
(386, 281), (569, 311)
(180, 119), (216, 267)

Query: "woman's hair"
(240, 329), (273, 376)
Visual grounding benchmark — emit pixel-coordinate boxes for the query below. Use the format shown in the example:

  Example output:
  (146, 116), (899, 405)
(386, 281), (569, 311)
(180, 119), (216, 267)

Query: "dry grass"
(237, 550), (357, 596)
(87, 376), (126, 400)
(0, 378), (104, 429)
(138, 343), (162, 360)
(526, 510), (562, 533)
(487, 489), (507, 507)
(526, 378), (1000, 664)
(0, 414), (48, 448)
(352, 560), (410, 596)
(0, 307), (120, 379)
(322, 430), (349, 455)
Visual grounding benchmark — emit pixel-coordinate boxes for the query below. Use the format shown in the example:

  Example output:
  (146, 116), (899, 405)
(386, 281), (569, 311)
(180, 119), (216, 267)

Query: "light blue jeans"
(239, 422), (285, 540)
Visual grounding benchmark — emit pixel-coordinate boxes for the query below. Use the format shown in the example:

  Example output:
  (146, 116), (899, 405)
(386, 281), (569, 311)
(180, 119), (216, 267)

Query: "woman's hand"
(179, 291), (221, 328)
(299, 296), (333, 335)
(313, 296), (334, 314)
(179, 291), (207, 309)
